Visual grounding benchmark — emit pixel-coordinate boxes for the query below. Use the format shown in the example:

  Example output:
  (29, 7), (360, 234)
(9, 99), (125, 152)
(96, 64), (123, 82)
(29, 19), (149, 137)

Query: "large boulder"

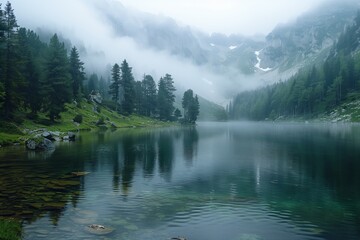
(26, 138), (55, 150)
(37, 138), (55, 150)
(42, 131), (56, 141)
(26, 140), (37, 150)
(89, 91), (103, 104)
(42, 131), (51, 138)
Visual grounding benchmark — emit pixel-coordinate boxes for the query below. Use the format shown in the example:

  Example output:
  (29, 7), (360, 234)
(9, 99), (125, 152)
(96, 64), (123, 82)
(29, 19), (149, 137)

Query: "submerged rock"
(84, 224), (114, 235)
(71, 172), (90, 177)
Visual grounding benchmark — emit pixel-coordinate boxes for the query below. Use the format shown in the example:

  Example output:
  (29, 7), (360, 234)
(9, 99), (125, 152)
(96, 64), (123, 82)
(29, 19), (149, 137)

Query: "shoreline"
(0, 100), (175, 148)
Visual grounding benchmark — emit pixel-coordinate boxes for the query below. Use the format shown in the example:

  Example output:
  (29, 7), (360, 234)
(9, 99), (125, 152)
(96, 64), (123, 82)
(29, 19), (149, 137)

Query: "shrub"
(73, 114), (83, 124)
(96, 116), (105, 126)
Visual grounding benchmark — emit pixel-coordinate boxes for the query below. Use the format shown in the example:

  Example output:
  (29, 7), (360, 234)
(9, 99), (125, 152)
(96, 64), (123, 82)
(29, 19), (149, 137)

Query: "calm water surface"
(1, 122), (360, 240)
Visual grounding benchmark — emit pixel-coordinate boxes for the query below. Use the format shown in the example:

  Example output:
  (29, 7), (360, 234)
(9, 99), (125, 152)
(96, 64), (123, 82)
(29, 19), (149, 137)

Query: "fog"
(5, 0), (338, 104)
(120, 0), (327, 36)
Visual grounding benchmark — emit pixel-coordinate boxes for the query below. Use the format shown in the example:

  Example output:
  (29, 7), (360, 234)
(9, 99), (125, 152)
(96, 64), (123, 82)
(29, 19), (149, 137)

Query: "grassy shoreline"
(0, 101), (174, 147)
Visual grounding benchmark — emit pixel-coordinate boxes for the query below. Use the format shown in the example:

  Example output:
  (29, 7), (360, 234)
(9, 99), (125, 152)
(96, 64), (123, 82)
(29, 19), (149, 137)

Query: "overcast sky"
(119, 0), (327, 35)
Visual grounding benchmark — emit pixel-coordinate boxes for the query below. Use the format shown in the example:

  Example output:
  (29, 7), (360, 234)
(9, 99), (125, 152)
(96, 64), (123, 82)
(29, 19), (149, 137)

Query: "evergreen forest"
(0, 1), (199, 127)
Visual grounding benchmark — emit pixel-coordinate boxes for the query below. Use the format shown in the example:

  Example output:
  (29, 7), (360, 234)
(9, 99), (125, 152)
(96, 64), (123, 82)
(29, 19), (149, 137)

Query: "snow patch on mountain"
(255, 50), (272, 72)
(229, 45), (238, 50)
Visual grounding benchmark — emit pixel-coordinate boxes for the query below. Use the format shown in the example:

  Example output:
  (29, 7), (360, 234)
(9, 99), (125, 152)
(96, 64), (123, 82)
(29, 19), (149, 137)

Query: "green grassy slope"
(0, 100), (171, 146)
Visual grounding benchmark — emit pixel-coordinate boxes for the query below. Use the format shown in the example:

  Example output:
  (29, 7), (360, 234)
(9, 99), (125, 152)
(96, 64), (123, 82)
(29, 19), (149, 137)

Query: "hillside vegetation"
(0, 99), (169, 146)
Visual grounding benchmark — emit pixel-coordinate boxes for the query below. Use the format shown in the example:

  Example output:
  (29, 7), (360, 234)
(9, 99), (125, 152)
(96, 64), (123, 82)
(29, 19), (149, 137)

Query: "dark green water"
(1, 122), (360, 240)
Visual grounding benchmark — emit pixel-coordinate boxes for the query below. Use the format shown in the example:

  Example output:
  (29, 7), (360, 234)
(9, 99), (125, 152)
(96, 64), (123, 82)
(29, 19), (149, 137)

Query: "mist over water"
(1, 122), (360, 239)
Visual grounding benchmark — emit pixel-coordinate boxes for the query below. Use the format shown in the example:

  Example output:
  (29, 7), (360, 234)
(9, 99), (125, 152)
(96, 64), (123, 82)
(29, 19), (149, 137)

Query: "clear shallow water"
(1, 122), (360, 240)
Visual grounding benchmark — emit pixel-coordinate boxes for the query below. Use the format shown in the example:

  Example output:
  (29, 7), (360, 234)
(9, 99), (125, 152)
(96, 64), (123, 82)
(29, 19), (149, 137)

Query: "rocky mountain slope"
(90, 0), (360, 86)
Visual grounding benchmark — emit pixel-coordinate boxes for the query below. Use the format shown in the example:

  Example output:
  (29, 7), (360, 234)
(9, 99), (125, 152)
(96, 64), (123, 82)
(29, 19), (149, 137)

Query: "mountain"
(229, 11), (360, 121)
(25, 0), (360, 100)
(92, 0), (360, 80)
(260, 0), (360, 72)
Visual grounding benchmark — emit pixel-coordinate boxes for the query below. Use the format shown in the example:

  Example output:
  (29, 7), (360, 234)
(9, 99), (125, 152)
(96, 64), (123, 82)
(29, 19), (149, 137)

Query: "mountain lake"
(0, 122), (360, 240)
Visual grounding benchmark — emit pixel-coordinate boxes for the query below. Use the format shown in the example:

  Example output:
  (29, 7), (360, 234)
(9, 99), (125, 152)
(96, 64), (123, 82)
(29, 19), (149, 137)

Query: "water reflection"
(183, 127), (199, 165)
(1, 123), (360, 240)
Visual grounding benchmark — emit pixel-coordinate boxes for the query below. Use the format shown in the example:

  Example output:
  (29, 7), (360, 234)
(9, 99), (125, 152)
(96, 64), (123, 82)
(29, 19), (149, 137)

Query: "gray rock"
(38, 138), (55, 150)
(68, 132), (76, 141)
(63, 136), (70, 141)
(42, 131), (51, 138)
(26, 140), (37, 150)
(50, 131), (60, 137)
(110, 122), (117, 128)
(89, 91), (103, 104)
(42, 131), (55, 141)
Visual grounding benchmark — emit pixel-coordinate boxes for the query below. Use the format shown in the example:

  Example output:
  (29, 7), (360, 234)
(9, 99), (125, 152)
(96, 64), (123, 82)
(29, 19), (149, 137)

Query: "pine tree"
(43, 34), (71, 121)
(17, 27), (42, 116)
(120, 59), (135, 115)
(182, 89), (193, 121)
(98, 76), (108, 99)
(109, 64), (120, 111)
(69, 46), (85, 101)
(174, 108), (182, 120)
(190, 95), (200, 122)
(157, 74), (176, 120)
(134, 80), (143, 114)
(0, 4), (5, 110)
(182, 89), (200, 123)
(141, 74), (157, 117)
(88, 73), (99, 95)
(1, 1), (19, 119)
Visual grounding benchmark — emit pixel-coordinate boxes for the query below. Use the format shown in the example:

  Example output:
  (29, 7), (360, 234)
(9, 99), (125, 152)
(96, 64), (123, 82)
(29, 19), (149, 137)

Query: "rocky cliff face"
(260, 1), (359, 72)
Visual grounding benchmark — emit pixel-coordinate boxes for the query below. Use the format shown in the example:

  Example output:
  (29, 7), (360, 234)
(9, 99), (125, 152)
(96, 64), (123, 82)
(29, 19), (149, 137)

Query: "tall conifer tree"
(142, 74), (157, 117)
(69, 46), (85, 101)
(43, 34), (71, 121)
(109, 63), (120, 111)
(120, 59), (135, 115)
(1, 1), (18, 118)
(157, 74), (176, 120)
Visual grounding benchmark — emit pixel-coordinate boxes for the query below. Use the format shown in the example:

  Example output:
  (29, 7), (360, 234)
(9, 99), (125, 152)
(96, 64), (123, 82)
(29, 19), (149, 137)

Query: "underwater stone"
(84, 224), (114, 235)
